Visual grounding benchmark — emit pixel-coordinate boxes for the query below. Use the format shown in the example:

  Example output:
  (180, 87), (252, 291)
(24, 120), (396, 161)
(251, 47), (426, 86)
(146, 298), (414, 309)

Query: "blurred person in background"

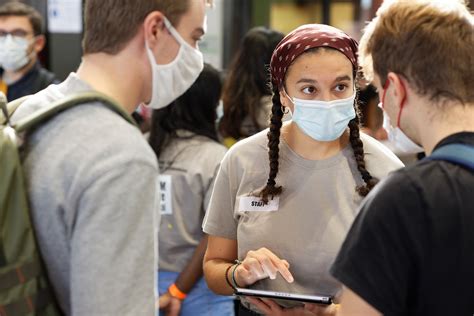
(151, 63), (233, 316)
(0, 2), (57, 101)
(218, 26), (284, 148)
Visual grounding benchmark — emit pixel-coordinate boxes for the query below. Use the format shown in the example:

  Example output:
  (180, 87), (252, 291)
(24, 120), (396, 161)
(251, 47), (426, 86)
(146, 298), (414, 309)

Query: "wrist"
(168, 283), (187, 300)
(231, 260), (243, 288)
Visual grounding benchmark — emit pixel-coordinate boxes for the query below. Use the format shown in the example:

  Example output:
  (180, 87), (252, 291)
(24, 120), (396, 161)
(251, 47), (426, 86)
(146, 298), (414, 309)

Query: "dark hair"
(0, 2), (43, 36)
(219, 27), (284, 140)
(259, 48), (378, 203)
(149, 63), (222, 159)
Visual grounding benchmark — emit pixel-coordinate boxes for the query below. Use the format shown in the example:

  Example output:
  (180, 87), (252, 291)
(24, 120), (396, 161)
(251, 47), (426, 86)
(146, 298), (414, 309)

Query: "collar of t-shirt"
(433, 132), (474, 150)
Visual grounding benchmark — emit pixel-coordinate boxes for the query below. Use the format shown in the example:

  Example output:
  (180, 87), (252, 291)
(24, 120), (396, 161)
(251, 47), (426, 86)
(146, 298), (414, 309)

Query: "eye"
(334, 84), (348, 92)
(302, 86), (317, 94)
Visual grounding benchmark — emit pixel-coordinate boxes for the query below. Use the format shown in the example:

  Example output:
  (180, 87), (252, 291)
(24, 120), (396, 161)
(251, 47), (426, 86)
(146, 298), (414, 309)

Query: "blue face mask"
(285, 92), (356, 141)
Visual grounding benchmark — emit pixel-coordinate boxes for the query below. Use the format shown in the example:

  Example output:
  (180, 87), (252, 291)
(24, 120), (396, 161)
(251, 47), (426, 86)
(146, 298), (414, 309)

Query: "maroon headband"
(270, 24), (358, 88)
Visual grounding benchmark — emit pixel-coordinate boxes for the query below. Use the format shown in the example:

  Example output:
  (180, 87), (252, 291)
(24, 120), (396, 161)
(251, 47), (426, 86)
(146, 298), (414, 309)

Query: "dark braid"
(258, 86), (284, 204)
(348, 98), (379, 196)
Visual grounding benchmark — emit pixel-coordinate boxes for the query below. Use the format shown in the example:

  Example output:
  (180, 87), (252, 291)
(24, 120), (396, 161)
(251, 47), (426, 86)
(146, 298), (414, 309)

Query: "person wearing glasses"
(0, 2), (57, 101)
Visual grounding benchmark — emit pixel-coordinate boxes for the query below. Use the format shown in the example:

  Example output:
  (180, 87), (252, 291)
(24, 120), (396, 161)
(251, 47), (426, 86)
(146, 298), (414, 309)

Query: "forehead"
(285, 49), (353, 83)
(0, 15), (32, 32)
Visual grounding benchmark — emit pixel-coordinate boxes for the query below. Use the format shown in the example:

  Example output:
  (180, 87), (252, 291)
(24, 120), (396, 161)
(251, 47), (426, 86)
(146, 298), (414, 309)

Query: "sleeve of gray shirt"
(202, 152), (239, 240)
(70, 160), (158, 315)
(203, 145), (228, 212)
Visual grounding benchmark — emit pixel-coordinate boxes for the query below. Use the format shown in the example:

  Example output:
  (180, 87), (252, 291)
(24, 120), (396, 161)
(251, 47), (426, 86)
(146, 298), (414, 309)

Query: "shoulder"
(359, 132), (405, 179)
(358, 167), (424, 226)
(36, 66), (59, 86)
(221, 129), (269, 171)
(18, 89), (157, 173)
(185, 136), (228, 170)
(197, 137), (227, 158)
(11, 81), (64, 120)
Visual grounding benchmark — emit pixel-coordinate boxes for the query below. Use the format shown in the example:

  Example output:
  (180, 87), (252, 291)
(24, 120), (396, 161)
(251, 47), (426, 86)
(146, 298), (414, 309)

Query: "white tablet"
(234, 287), (333, 305)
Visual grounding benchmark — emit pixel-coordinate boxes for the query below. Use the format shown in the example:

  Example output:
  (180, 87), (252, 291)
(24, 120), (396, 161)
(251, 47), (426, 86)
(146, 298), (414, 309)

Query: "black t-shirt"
(331, 132), (474, 316)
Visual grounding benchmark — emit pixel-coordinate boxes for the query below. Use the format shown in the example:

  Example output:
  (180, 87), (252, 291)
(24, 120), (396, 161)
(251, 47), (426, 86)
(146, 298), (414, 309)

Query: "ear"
(143, 11), (167, 49)
(279, 90), (289, 108)
(386, 72), (407, 109)
(33, 35), (45, 53)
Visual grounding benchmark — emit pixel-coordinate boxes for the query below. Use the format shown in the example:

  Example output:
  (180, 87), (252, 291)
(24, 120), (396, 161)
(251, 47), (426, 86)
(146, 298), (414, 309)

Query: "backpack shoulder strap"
(12, 91), (136, 133)
(427, 143), (474, 170)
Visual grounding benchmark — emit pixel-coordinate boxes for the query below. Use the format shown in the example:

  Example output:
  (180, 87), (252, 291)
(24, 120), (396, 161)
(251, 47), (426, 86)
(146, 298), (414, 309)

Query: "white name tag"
(238, 196), (279, 212)
(158, 175), (173, 215)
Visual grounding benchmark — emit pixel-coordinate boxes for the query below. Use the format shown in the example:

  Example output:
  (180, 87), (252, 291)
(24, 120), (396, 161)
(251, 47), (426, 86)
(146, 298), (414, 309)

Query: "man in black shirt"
(0, 2), (57, 101)
(330, 1), (474, 315)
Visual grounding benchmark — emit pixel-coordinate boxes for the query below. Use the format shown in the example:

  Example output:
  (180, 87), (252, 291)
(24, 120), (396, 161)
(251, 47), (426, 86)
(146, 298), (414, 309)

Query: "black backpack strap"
(426, 143), (474, 171)
(12, 91), (136, 133)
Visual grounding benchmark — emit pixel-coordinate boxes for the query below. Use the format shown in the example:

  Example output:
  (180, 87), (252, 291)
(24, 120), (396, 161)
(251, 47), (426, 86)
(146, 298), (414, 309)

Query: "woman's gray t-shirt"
(203, 128), (403, 299)
(158, 132), (227, 272)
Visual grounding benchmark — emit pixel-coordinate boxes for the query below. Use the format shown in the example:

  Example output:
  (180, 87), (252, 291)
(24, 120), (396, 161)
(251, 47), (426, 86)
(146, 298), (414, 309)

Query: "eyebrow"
(296, 75), (352, 85)
(335, 75), (352, 82)
(296, 78), (317, 84)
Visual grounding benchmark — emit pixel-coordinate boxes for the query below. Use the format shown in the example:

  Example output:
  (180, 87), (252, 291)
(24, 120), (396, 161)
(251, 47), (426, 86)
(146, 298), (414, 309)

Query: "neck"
(2, 58), (36, 84)
(76, 48), (149, 113)
(417, 101), (474, 154)
(282, 121), (348, 160)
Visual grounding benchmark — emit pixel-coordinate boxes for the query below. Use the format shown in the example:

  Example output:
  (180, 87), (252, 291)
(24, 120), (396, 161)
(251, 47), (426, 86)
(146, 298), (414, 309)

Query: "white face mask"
(382, 110), (424, 154)
(146, 17), (204, 109)
(286, 91), (356, 141)
(0, 34), (31, 72)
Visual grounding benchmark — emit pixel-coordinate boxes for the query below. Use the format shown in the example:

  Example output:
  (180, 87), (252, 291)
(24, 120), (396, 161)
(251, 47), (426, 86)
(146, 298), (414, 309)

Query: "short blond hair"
(360, 0), (474, 104)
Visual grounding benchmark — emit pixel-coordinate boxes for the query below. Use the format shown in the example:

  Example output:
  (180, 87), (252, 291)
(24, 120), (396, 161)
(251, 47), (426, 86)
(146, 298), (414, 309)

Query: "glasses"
(0, 29), (32, 38)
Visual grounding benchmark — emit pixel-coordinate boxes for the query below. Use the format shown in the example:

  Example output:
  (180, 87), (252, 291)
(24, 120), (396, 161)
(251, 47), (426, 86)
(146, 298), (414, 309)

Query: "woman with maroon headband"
(202, 24), (403, 315)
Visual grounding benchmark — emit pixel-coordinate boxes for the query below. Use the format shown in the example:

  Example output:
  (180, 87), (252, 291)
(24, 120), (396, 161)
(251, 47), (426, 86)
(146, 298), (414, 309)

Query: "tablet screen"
(234, 287), (333, 305)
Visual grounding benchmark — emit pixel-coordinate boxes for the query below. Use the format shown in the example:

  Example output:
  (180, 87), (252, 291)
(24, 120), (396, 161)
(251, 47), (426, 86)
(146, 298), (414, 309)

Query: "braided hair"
(258, 85), (284, 203)
(349, 93), (379, 196)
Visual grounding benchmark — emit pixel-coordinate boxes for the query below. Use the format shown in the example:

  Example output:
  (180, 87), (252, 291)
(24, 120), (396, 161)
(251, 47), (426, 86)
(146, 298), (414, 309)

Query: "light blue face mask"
(285, 91), (356, 141)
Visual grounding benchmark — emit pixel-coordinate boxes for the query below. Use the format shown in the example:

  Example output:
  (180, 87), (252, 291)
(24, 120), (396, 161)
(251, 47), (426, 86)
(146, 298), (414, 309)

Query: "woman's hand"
(246, 297), (338, 316)
(158, 292), (182, 316)
(234, 247), (294, 287)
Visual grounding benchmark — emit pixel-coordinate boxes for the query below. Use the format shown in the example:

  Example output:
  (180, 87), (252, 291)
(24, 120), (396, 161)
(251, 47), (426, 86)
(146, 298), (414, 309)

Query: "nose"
(319, 91), (332, 102)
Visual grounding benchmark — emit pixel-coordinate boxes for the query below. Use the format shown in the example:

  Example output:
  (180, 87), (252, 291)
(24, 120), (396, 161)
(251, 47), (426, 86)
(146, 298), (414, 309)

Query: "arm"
(203, 235), (238, 295)
(71, 161), (158, 315)
(336, 287), (382, 316)
(174, 234), (208, 293)
(159, 235), (209, 314)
